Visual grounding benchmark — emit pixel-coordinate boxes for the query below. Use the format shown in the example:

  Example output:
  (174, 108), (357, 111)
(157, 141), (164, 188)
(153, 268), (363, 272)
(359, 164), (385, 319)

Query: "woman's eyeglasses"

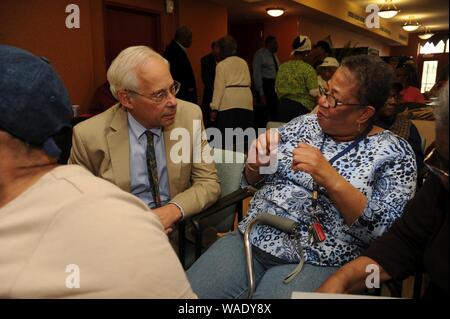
(127, 81), (181, 103)
(319, 85), (365, 109)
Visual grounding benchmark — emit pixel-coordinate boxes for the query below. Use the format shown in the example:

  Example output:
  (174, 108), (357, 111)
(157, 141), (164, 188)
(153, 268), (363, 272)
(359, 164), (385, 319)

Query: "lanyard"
(320, 124), (373, 164)
(312, 125), (373, 207)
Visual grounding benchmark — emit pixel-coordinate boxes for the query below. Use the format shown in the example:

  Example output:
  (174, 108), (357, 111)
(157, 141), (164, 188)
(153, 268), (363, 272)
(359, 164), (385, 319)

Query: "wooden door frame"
(103, 0), (163, 64)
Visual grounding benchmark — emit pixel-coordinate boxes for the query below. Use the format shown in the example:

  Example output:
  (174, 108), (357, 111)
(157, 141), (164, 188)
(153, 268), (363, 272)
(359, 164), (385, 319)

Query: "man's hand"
(292, 143), (340, 188)
(152, 203), (182, 234)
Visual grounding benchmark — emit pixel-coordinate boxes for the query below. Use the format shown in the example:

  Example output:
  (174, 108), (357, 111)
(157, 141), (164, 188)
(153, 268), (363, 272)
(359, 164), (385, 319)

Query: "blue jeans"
(186, 231), (338, 299)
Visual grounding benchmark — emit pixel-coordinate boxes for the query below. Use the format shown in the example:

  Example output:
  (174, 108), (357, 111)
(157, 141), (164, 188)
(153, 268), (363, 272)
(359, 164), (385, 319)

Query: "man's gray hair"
(434, 83), (449, 133)
(106, 46), (168, 99)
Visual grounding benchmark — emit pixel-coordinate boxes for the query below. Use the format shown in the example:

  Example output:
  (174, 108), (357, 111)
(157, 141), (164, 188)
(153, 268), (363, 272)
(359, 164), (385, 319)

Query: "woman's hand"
(316, 257), (387, 294)
(247, 129), (280, 171)
(245, 129), (279, 184)
(293, 143), (368, 225)
(292, 143), (340, 188)
(315, 276), (347, 294)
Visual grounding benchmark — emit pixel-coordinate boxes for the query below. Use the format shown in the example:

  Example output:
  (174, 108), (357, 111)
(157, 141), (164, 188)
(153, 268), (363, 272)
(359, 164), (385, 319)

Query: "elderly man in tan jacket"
(69, 46), (221, 235)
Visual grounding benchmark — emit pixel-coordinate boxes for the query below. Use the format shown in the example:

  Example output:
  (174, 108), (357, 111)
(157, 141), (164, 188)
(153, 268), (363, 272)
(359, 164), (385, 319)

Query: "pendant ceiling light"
(402, 16), (420, 32)
(418, 27), (435, 40)
(266, 8), (285, 17)
(378, 0), (399, 19)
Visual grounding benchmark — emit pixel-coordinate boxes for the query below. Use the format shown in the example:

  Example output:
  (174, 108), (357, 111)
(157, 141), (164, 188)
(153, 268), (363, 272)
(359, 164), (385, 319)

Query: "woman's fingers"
(292, 143), (323, 173)
(250, 130), (280, 167)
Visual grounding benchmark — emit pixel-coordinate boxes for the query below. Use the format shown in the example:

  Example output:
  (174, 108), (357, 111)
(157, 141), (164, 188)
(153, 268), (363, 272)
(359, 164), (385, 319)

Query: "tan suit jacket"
(69, 100), (220, 217)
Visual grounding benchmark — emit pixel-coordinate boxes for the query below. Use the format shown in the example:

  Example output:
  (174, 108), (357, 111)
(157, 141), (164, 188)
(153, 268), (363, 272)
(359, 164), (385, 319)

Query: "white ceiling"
(210, 0), (449, 32)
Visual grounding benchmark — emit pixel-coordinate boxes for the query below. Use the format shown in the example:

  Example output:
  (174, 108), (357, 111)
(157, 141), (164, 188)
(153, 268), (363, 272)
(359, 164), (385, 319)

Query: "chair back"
(204, 149), (246, 233)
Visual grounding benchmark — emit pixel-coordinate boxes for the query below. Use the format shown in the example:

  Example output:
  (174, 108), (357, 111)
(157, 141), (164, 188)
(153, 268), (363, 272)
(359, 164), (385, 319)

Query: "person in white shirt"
(210, 36), (253, 151)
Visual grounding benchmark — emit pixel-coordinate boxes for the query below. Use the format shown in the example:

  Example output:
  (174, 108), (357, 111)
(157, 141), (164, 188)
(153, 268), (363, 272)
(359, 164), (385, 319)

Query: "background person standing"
(201, 41), (220, 128)
(164, 26), (197, 104)
(252, 36), (280, 125)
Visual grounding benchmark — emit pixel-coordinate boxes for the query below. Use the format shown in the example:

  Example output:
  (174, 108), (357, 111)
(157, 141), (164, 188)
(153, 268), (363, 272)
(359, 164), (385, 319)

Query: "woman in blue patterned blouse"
(187, 55), (417, 298)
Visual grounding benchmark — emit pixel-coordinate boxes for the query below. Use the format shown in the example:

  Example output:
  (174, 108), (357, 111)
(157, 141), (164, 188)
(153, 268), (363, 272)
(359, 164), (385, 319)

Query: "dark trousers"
(277, 98), (310, 122)
(263, 78), (278, 122)
(215, 108), (254, 152)
(202, 89), (214, 129)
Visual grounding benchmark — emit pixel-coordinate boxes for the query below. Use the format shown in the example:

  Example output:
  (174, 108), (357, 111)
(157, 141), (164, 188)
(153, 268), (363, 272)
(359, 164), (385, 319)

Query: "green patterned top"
(275, 60), (318, 111)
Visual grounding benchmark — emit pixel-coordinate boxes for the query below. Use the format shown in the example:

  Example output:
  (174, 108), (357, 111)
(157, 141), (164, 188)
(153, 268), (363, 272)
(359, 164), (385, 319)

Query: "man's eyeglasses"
(319, 85), (365, 109)
(127, 81), (181, 103)
(424, 148), (449, 179)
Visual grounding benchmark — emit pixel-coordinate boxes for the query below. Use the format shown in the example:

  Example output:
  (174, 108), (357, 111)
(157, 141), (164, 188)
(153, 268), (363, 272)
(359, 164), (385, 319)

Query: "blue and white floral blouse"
(238, 115), (417, 267)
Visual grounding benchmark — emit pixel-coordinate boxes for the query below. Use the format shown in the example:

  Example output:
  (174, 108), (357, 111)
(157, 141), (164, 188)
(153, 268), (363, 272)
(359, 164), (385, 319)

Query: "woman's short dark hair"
(398, 63), (420, 88)
(341, 55), (394, 112)
(218, 36), (237, 59)
(314, 40), (332, 55)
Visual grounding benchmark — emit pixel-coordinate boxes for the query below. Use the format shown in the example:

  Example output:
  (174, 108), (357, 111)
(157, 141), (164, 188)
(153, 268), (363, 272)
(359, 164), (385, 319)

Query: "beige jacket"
(210, 56), (253, 112)
(0, 165), (196, 298)
(69, 100), (220, 217)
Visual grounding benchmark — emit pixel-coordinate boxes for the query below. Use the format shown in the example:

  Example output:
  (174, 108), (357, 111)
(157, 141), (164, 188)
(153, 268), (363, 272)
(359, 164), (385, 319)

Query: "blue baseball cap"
(0, 45), (73, 158)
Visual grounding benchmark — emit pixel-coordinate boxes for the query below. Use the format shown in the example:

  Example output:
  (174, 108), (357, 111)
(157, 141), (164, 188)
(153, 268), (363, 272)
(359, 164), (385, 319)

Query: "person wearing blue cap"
(0, 45), (196, 298)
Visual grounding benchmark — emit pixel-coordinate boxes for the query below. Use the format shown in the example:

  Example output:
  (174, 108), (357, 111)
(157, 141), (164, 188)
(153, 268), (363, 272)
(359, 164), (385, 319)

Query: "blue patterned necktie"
(145, 130), (161, 208)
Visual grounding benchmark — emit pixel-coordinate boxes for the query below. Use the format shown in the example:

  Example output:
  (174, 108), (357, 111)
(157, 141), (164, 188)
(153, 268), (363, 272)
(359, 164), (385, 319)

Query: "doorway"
(229, 22), (264, 67)
(104, 2), (161, 68)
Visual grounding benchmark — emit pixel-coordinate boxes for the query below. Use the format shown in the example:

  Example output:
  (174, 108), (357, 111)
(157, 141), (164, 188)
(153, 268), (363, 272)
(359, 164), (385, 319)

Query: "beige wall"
(178, 0), (228, 104)
(0, 0), (96, 114)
